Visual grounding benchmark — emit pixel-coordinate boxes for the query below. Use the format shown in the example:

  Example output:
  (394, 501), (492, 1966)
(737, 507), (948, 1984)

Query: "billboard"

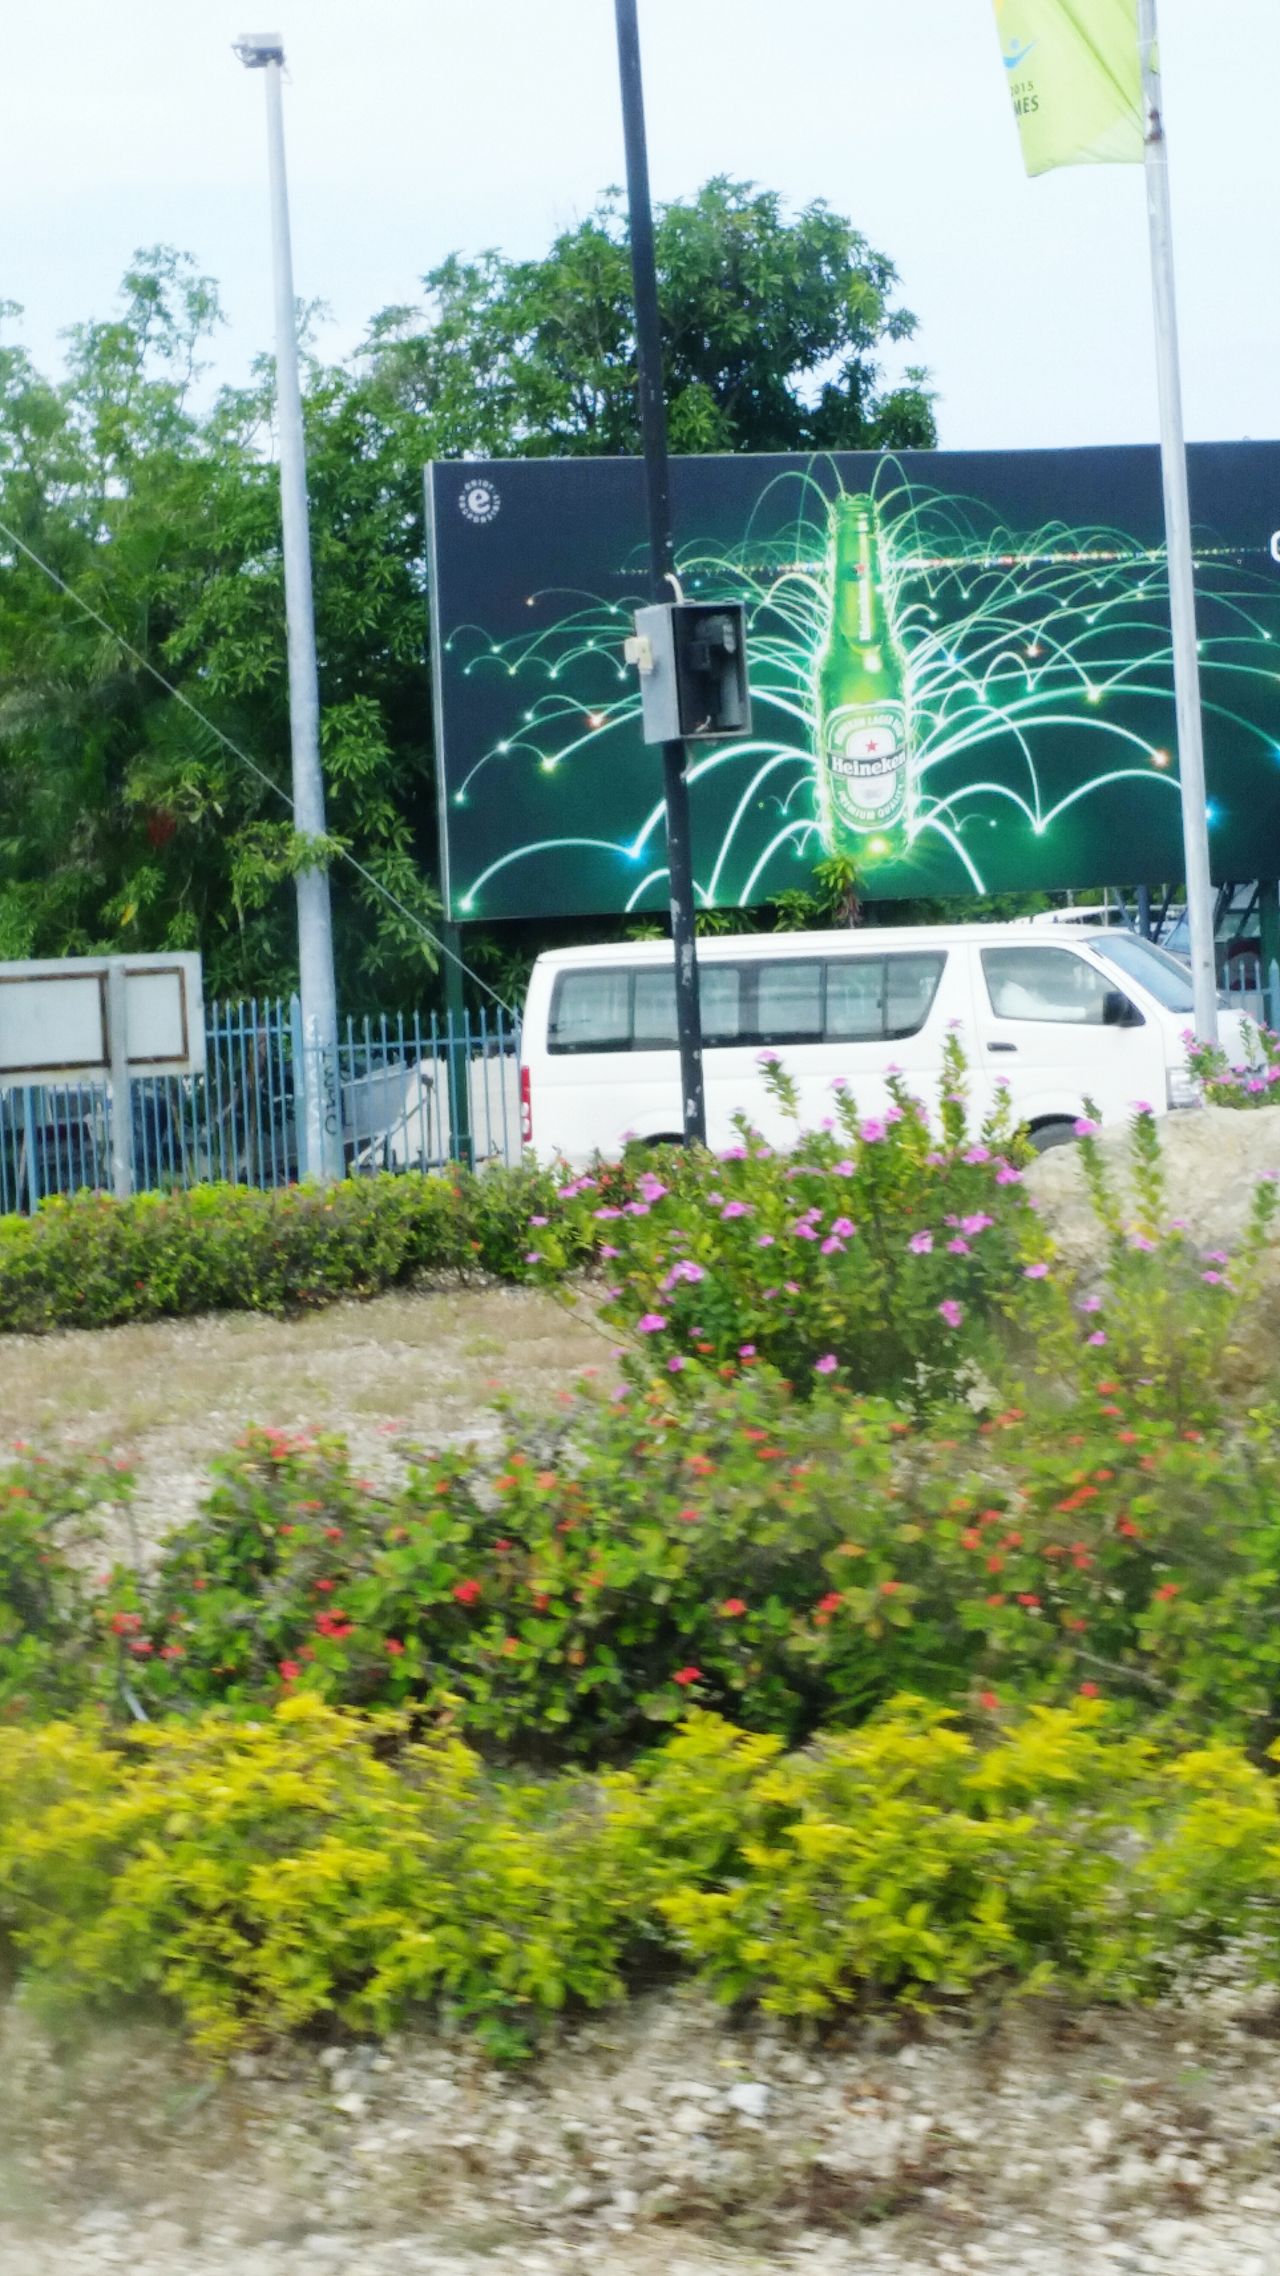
(425, 446), (1280, 923)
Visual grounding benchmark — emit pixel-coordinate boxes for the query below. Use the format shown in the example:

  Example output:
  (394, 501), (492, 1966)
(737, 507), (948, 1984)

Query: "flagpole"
(1138, 0), (1219, 1044)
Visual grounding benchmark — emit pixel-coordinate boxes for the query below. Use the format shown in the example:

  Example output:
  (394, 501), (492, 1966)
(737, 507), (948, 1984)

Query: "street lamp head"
(233, 33), (284, 67)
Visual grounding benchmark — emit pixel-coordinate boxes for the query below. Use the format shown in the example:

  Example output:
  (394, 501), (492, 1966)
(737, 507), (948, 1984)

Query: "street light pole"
(234, 32), (344, 1178)
(613, 0), (707, 1147)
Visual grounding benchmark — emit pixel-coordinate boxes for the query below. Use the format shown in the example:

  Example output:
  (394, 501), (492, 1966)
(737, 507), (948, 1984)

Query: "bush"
(2, 1696), (1279, 2053)
(1187, 1019), (1280, 1107)
(0, 1167), (598, 1334)
(0, 1444), (132, 1719)
(70, 1350), (1280, 1758)
(530, 1039), (1048, 1405)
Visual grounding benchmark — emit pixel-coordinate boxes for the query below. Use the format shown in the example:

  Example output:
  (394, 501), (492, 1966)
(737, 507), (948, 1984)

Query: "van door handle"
(987, 1041), (1018, 1053)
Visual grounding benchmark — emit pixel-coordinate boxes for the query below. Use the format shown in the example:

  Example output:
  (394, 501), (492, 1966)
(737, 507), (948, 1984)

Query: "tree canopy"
(0, 186), (935, 1002)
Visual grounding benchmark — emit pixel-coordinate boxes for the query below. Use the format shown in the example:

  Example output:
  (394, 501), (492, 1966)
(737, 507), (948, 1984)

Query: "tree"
(0, 185), (937, 1005)
(0, 252), (441, 1001)
(362, 177), (936, 457)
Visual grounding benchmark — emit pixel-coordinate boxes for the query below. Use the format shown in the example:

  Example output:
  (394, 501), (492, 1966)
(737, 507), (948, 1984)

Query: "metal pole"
(613, 0), (706, 1146)
(1138, 0), (1219, 1046)
(237, 35), (344, 1177)
(106, 961), (134, 1203)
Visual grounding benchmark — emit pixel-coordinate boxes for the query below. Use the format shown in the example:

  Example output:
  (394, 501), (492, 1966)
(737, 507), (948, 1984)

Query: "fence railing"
(0, 996), (523, 1215)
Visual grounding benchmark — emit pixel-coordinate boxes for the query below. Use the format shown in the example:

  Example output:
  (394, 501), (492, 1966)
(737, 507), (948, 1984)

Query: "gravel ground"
(5, 1988), (1280, 2275)
(0, 1284), (607, 1554)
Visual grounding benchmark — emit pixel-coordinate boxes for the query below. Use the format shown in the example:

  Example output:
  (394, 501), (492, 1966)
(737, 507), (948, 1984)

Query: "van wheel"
(1026, 1118), (1079, 1156)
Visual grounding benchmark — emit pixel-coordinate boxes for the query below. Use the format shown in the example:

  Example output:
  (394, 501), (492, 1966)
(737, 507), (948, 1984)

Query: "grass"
(0, 1285), (605, 1554)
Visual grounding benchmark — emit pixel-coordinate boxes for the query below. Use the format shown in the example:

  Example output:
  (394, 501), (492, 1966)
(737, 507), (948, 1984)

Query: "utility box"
(628, 602), (752, 744)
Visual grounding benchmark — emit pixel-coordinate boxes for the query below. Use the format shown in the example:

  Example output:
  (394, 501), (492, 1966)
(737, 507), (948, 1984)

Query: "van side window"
(884, 954), (946, 1040)
(982, 946), (1121, 1026)
(549, 971), (631, 1053)
(825, 953), (945, 1042)
(757, 961), (822, 1042)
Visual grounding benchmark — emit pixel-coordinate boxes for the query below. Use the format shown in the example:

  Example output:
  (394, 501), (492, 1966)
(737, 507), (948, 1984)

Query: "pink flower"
(738, 1343), (757, 1360)
(1086, 1330), (1108, 1347)
(963, 1145), (991, 1164)
(637, 1313), (668, 1334)
(996, 1163), (1023, 1185)
(938, 1299), (964, 1330)
(667, 1355), (687, 1373)
(833, 1160), (855, 1178)
(830, 1076), (848, 1092)
(1023, 1261), (1050, 1280)
(1078, 1294), (1103, 1313)
(757, 1048), (780, 1066)
(821, 1235), (845, 1255)
(831, 1217), (855, 1238)
(524, 1251), (543, 1264)
(909, 1230), (934, 1255)
(947, 1238), (971, 1255)
(757, 1233), (776, 1248)
(722, 1200), (750, 1219)
(529, 1215), (549, 1228)
(638, 1173), (668, 1203)
(961, 1214), (995, 1236)
(1201, 1270), (1226, 1285)
(1074, 1117), (1099, 1138)
(860, 1119), (887, 1143)
(815, 1354), (838, 1375)
(1130, 1235), (1157, 1253)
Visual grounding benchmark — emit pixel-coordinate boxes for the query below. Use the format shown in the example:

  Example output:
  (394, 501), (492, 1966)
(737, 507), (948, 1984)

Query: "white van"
(520, 924), (1249, 1169)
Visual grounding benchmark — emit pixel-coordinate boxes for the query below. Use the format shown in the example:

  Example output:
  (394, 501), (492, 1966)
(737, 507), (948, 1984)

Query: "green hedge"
(2, 1695), (1278, 2055)
(0, 1170), (596, 1334)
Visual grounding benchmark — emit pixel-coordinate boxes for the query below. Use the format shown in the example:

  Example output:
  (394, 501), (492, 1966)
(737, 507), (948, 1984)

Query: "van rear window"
(547, 953), (946, 1055)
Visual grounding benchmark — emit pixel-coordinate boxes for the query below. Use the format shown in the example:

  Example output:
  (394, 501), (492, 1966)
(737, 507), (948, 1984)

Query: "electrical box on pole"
(626, 602), (752, 746)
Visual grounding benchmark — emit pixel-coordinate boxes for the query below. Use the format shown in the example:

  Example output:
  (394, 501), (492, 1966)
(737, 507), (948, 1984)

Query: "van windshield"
(1093, 935), (1195, 1013)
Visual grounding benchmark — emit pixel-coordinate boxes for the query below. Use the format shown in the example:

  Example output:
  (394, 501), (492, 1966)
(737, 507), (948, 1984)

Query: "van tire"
(1026, 1118), (1079, 1156)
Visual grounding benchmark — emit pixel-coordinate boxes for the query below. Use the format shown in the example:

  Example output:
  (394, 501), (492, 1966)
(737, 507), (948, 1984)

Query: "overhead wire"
(0, 512), (519, 1014)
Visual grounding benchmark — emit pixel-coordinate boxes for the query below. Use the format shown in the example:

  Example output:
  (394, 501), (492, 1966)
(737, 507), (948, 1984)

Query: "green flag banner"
(994, 0), (1144, 175)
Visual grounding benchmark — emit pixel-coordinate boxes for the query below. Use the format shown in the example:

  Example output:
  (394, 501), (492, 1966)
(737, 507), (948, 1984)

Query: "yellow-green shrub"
(3, 1698), (1280, 2055)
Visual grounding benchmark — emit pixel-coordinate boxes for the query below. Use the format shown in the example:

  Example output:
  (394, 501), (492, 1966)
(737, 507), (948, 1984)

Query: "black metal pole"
(613, 0), (706, 1147)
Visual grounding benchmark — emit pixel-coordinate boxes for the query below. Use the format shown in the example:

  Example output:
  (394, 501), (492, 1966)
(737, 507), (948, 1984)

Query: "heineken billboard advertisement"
(425, 446), (1280, 923)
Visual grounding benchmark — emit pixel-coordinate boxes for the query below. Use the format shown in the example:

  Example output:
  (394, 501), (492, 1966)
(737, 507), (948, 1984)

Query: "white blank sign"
(0, 954), (205, 1082)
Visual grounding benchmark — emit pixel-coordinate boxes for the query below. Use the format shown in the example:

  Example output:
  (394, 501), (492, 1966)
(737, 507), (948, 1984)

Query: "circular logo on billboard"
(459, 478), (501, 526)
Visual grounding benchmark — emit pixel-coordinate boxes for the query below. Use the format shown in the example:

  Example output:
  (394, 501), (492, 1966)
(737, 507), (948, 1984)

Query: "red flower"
(279, 1660), (301, 1683)
(986, 1593), (1006, 1608)
(677, 1507), (700, 1525)
(816, 1592), (843, 1616)
(159, 1643), (185, 1661)
(385, 1638), (405, 1656)
(110, 1611), (142, 1637)
(192, 1576), (206, 1592)
(128, 1639), (153, 1656)
(495, 1539), (513, 1553)
(1155, 1582), (1180, 1601)
(961, 1529), (981, 1551)
(314, 1578), (336, 1594)
(673, 1666), (703, 1687)
(719, 1598), (747, 1618)
(453, 1578), (482, 1606)
(880, 1579), (902, 1596)
(1079, 1681), (1100, 1698)
(978, 1689), (999, 1712)
(324, 1526), (343, 1541)
(1017, 1593), (1041, 1609)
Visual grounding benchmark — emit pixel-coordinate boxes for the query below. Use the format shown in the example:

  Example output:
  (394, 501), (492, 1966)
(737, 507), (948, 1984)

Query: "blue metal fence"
(0, 996), (523, 1214)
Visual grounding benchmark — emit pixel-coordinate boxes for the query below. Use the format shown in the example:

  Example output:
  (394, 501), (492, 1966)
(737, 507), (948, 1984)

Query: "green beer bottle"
(815, 494), (911, 851)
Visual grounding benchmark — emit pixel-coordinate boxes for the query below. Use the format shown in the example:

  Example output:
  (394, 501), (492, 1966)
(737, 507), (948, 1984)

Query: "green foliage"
(1187, 1020), (1280, 1107)
(0, 1167), (586, 1335)
(534, 1038), (1041, 1405)
(364, 179), (935, 462)
(0, 1445), (131, 1718)
(0, 185), (936, 999)
(2, 1697), (1279, 2053)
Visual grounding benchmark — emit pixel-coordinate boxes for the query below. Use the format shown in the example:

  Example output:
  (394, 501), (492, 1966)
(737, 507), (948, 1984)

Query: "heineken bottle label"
(826, 704), (908, 830)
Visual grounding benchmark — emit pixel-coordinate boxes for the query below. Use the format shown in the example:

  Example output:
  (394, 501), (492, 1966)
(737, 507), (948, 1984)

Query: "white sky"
(3, 0), (1276, 452)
